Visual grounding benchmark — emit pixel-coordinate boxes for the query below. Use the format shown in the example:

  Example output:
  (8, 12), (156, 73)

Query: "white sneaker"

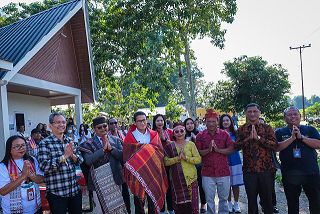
(228, 202), (234, 213)
(234, 202), (241, 213)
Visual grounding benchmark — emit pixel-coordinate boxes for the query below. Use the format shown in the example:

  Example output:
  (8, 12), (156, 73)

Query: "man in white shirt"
(123, 111), (168, 214)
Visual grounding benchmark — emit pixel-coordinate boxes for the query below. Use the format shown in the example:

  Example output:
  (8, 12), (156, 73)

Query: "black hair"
(184, 118), (199, 137)
(36, 123), (43, 130)
(172, 122), (186, 141)
(245, 103), (260, 111)
(152, 114), (167, 131)
(79, 123), (88, 135)
(133, 111), (146, 122)
(219, 114), (237, 136)
(108, 117), (118, 124)
(1, 135), (34, 167)
(259, 117), (266, 123)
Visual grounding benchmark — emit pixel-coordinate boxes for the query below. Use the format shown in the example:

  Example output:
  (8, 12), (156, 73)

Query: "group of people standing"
(0, 103), (320, 214)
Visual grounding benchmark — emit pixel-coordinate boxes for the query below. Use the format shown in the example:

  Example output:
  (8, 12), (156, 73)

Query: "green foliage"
(206, 55), (291, 122)
(165, 96), (184, 121)
(275, 173), (283, 186)
(306, 102), (320, 116)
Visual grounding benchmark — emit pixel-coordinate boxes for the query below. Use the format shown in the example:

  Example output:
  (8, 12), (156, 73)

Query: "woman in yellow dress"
(164, 123), (201, 214)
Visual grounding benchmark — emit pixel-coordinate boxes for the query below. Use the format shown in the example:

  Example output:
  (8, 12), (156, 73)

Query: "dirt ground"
(0, 170), (310, 214)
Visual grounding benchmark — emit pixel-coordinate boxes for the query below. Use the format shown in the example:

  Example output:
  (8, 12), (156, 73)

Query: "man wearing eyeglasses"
(195, 109), (234, 214)
(78, 117), (128, 214)
(123, 111), (168, 214)
(234, 103), (278, 214)
(107, 117), (126, 143)
(37, 112), (84, 214)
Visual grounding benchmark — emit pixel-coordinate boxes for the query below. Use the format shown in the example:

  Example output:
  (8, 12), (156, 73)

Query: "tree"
(206, 55), (291, 121)
(165, 96), (184, 121)
(158, 0), (237, 119)
(291, 95), (310, 109)
(310, 95), (320, 105)
(306, 102), (320, 117)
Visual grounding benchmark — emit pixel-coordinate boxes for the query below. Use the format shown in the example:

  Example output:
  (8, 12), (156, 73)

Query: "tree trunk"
(181, 35), (197, 119)
(175, 57), (192, 117)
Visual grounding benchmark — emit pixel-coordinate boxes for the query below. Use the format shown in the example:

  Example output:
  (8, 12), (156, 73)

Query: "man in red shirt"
(195, 109), (234, 214)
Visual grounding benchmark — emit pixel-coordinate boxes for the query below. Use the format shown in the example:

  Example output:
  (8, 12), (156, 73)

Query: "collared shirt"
(234, 122), (278, 173)
(195, 128), (234, 177)
(37, 134), (84, 197)
(132, 128), (151, 144)
(275, 125), (320, 175)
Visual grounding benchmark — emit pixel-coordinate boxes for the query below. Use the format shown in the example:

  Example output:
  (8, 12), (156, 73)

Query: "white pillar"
(0, 85), (10, 160)
(75, 94), (82, 130)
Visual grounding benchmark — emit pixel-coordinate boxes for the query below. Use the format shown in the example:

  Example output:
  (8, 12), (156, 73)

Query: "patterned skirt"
(172, 180), (199, 214)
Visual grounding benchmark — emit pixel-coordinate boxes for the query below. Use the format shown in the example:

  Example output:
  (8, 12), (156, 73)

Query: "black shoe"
(200, 208), (206, 213)
(273, 206), (279, 213)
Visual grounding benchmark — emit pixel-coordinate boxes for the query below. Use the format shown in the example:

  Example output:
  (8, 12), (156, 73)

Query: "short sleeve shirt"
(0, 158), (43, 214)
(275, 125), (320, 175)
(195, 129), (234, 177)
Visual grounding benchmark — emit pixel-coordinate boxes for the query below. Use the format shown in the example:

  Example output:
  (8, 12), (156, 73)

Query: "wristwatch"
(62, 155), (67, 162)
(257, 136), (261, 140)
(300, 135), (305, 140)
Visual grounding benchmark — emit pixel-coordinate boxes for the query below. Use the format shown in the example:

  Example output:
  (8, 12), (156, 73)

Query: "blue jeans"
(46, 191), (82, 214)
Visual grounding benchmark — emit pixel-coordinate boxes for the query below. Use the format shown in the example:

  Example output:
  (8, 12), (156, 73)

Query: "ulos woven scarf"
(123, 125), (168, 214)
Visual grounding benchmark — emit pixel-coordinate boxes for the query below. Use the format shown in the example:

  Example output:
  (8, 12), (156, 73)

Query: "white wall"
(8, 93), (51, 136)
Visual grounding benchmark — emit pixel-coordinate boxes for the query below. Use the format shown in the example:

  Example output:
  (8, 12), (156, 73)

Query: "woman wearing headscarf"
(184, 118), (207, 213)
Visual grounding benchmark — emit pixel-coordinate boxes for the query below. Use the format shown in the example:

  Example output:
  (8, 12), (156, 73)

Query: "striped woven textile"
(123, 125), (168, 214)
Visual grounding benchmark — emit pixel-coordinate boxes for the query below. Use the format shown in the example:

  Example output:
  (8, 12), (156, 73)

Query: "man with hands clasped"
(38, 112), (84, 214)
(79, 117), (128, 214)
(195, 109), (234, 214)
(234, 103), (278, 214)
(275, 107), (320, 214)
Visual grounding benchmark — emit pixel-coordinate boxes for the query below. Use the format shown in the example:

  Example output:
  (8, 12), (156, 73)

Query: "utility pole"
(290, 44), (311, 121)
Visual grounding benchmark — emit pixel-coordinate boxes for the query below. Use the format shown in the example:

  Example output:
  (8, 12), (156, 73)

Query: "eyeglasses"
(52, 121), (67, 125)
(174, 129), (185, 134)
(13, 144), (26, 150)
(136, 119), (147, 124)
(95, 124), (108, 130)
(109, 121), (118, 125)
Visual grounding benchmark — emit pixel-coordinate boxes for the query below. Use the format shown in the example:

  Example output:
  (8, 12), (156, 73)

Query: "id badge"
(27, 188), (34, 201)
(293, 148), (301, 158)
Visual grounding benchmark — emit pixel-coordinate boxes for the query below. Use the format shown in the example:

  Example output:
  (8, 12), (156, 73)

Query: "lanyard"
(288, 127), (298, 149)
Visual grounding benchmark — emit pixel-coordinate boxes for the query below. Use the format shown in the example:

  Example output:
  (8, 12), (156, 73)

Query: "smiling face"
(222, 116), (231, 130)
(173, 127), (186, 140)
(133, 115), (147, 133)
(155, 116), (164, 130)
(245, 106), (261, 124)
(205, 117), (219, 132)
(49, 115), (67, 136)
(185, 119), (194, 132)
(284, 108), (301, 127)
(108, 118), (118, 131)
(11, 138), (26, 159)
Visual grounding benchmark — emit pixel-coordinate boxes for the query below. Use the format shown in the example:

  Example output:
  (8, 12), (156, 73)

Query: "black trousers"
(197, 166), (206, 205)
(161, 169), (174, 212)
(122, 182), (131, 214)
(259, 171), (277, 207)
(46, 190), (82, 214)
(243, 172), (274, 214)
(134, 194), (155, 214)
(282, 173), (320, 214)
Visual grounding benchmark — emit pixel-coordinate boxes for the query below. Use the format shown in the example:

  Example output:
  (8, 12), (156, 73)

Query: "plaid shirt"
(38, 133), (84, 197)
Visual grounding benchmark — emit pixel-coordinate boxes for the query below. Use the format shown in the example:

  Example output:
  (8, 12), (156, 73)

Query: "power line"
(289, 44), (311, 121)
